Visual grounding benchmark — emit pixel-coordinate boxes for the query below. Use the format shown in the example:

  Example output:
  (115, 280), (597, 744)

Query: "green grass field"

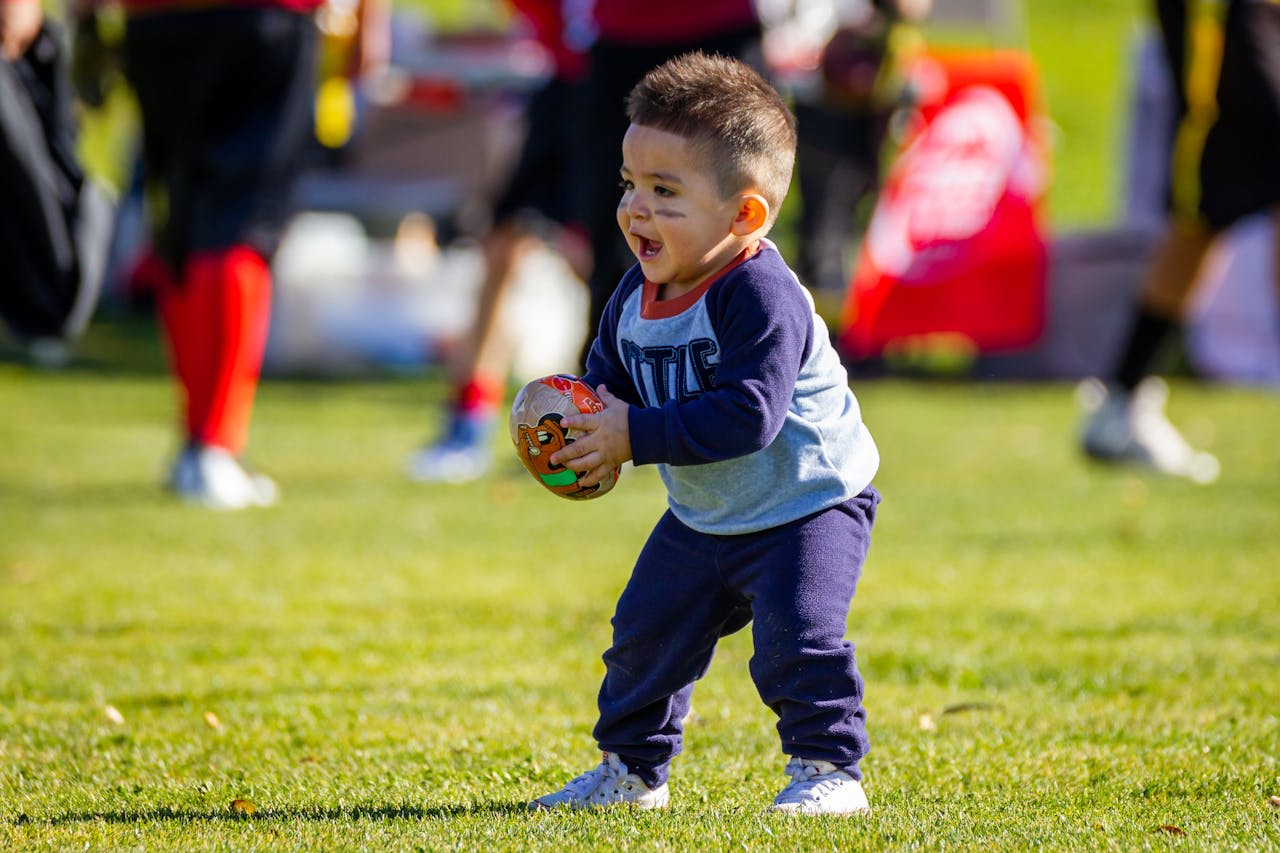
(7, 0), (1280, 848)
(2, 318), (1279, 849)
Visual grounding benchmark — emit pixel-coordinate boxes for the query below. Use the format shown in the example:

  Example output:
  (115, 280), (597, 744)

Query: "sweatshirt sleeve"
(628, 265), (814, 466)
(581, 267), (644, 407)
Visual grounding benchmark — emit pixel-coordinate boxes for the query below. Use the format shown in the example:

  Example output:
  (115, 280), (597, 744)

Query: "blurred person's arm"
(881, 0), (930, 24)
(0, 0), (43, 61)
(350, 0), (391, 78)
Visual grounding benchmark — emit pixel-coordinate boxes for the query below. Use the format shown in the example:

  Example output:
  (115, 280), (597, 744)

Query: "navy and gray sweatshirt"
(582, 240), (879, 535)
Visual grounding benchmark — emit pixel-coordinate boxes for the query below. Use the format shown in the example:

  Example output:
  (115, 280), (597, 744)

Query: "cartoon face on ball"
(510, 374), (620, 500)
(514, 412), (607, 499)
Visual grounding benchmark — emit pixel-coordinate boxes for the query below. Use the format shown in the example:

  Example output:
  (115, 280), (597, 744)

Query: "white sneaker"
(168, 444), (279, 510)
(405, 412), (493, 484)
(1079, 377), (1220, 484)
(770, 758), (870, 815)
(405, 440), (490, 484)
(529, 752), (669, 811)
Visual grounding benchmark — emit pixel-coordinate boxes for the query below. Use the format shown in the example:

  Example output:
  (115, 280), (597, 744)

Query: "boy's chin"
(636, 259), (663, 280)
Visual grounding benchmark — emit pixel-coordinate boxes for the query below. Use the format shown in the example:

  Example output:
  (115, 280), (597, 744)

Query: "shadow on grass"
(12, 801), (535, 826)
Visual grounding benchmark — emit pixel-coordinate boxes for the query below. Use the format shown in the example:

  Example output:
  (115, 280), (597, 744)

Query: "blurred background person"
(1080, 0), (1279, 483)
(577, 0), (766, 368)
(406, 0), (592, 484)
(72, 0), (387, 509)
(1, 0), (111, 362)
(785, 0), (929, 300)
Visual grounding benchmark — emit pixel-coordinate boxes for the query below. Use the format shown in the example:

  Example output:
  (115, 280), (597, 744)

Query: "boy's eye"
(618, 179), (634, 192)
(654, 186), (674, 197)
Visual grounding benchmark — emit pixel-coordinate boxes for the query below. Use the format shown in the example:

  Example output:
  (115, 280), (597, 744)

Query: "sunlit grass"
(2, 317), (1278, 849)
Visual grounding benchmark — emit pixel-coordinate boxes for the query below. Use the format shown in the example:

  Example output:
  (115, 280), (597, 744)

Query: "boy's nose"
(624, 194), (649, 219)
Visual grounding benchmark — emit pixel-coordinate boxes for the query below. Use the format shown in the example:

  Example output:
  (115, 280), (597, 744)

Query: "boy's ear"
(731, 194), (770, 236)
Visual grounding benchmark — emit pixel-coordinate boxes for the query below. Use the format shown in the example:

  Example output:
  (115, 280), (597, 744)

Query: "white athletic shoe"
(405, 440), (490, 484)
(167, 444), (279, 510)
(529, 752), (670, 811)
(1079, 377), (1220, 484)
(405, 413), (493, 484)
(770, 758), (870, 815)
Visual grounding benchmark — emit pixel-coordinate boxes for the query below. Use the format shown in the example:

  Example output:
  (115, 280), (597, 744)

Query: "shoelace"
(558, 753), (627, 802)
(584, 753), (634, 803)
(777, 759), (845, 802)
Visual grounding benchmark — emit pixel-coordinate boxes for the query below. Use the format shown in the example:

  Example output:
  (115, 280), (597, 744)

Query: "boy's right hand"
(550, 385), (631, 488)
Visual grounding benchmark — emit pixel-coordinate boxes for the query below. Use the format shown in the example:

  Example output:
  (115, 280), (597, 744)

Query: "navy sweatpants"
(593, 486), (879, 789)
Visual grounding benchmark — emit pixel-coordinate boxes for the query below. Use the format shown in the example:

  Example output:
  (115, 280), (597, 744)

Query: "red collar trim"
(640, 242), (760, 320)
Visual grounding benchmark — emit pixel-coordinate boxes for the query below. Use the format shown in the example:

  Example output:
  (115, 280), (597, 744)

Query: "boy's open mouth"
(637, 236), (662, 260)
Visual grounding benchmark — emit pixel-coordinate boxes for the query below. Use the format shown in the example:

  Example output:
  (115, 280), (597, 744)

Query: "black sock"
(1113, 307), (1178, 392)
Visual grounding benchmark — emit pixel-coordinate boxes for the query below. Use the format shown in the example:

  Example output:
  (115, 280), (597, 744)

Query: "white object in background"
(506, 245), (589, 382)
(272, 211), (371, 291)
(1185, 213), (1280, 387)
(266, 211), (586, 377)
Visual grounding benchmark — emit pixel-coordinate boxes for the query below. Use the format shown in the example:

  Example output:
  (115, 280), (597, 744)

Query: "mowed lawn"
(6, 1), (1280, 848)
(2, 320), (1278, 849)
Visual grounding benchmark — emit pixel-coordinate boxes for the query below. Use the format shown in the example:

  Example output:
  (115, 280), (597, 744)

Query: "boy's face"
(617, 123), (748, 293)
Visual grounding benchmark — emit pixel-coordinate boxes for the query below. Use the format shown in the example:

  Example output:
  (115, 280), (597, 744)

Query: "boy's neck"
(654, 240), (762, 302)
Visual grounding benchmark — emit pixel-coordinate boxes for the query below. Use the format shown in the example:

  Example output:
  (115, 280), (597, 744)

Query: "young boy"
(531, 52), (881, 815)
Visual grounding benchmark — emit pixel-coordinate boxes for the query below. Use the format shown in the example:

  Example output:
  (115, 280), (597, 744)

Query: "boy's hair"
(626, 52), (797, 227)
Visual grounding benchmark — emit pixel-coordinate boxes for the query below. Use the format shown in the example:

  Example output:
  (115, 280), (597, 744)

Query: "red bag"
(839, 50), (1050, 359)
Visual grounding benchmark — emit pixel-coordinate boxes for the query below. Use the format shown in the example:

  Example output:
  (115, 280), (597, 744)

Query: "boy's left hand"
(550, 385), (631, 487)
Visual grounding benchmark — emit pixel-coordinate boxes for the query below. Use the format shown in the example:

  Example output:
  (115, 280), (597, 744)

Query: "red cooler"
(839, 49), (1050, 359)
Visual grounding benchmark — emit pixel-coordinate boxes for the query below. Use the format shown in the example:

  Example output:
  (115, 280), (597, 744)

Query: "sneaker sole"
(527, 789), (670, 811)
(769, 803), (871, 816)
(1081, 443), (1220, 483)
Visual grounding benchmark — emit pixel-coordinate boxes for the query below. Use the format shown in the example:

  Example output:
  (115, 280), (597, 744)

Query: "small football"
(509, 374), (620, 500)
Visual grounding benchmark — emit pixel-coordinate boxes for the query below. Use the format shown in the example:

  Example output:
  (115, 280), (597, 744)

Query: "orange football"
(509, 374), (620, 500)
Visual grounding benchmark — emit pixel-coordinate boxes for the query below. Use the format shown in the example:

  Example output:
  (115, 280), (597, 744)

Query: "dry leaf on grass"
(229, 798), (257, 816)
(103, 705), (125, 726)
(941, 702), (999, 715)
(1156, 825), (1187, 836)
(203, 711), (222, 730)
